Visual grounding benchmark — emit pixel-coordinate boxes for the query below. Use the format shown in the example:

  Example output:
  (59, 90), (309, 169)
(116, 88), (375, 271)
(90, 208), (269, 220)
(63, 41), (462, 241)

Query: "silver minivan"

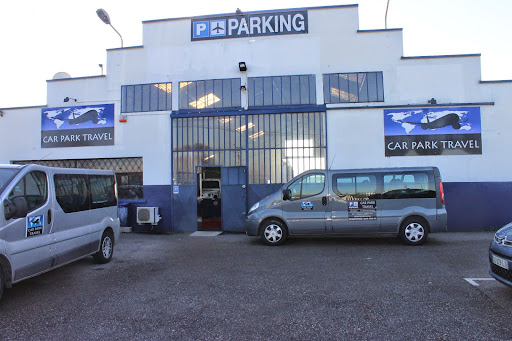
(0, 164), (121, 301)
(246, 167), (447, 246)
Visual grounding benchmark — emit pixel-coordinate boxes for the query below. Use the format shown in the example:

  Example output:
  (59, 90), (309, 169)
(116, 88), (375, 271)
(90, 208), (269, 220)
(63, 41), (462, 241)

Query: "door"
(3, 170), (52, 281)
(221, 167), (247, 232)
(281, 172), (329, 234)
(51, 174), (94, 266)
(330, 172), (380, 234)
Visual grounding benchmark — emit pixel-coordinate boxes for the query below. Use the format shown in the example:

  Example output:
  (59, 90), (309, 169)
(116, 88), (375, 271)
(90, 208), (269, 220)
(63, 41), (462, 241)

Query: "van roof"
(0, 164), (25, 169)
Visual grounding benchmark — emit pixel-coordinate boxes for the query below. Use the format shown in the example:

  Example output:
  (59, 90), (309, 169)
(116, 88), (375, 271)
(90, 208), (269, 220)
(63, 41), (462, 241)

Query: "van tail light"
(440, 182), (445, 204)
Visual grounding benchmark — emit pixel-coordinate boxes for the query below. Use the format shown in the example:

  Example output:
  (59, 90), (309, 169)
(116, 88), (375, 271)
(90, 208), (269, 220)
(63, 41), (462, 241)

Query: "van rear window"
(55, 174), (117, 213)
(382, 172), (435, 199)
(332, 171), (435, 200)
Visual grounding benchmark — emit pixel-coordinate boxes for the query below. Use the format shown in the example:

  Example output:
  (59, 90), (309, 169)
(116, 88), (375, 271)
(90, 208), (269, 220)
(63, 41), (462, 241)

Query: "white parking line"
(464, 278), (496, 286)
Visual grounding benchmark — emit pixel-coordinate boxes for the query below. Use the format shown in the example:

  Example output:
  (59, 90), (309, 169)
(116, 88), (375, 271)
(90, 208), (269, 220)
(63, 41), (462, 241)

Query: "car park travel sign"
(384, 106), (482, 156)
(41, 104), (115, 148)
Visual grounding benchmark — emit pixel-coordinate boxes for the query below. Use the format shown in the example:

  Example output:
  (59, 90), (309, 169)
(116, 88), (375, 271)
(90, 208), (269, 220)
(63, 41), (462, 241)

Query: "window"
(90, 175), (117, 209)
(248, 75), (316, 107)
(288, 173), (325, 200)
(323, 72), (384, 104)
(172, 112), (327, 185)
(382, 172), (435, 199)
(54, 174), (89, 213)
(121, 83), (172, 113)
(8, 171), (48, 213)
(12, 158), (143, 200)
(333, 174), (378, 200)
(179, 78), (241, 110)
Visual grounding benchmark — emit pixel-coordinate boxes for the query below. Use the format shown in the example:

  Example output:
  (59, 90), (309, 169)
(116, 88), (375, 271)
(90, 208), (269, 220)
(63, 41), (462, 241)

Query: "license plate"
(492, 255), (509, 270)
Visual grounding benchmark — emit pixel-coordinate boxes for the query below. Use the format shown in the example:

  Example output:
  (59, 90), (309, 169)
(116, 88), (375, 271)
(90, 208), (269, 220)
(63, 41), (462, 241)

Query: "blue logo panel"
(193, 21), (210, 38)
(210, 20), (226, 36)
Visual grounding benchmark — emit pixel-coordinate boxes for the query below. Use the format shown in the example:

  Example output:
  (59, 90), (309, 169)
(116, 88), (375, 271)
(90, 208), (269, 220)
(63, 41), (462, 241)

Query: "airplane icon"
(212, 23), (224, 33)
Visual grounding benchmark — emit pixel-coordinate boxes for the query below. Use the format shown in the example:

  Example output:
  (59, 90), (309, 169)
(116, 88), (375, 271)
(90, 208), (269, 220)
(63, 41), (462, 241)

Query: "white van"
(0, 164), (121, 301)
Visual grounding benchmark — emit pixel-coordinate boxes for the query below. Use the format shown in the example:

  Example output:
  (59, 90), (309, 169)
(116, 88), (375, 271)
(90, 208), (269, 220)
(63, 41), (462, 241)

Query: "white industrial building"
(1, 4), (511, 232)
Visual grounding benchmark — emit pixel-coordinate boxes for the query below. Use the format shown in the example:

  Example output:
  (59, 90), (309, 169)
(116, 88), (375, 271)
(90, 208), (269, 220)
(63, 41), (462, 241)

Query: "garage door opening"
(197, 167), (221, 231)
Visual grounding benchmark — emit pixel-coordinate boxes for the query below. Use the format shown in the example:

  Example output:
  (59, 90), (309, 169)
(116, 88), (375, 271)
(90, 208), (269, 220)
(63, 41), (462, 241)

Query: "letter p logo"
(193, 21), (210, 39)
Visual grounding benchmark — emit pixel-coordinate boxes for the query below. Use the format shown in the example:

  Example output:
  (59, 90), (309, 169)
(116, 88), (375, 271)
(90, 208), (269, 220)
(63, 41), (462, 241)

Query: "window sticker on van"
(301, 201), (313, 210)
(27, 215), (44, 237)
(348, 200), (376, 221)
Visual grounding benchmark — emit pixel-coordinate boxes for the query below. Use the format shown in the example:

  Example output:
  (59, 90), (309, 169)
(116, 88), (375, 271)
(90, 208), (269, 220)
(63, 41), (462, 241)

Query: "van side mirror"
(4, 197), (28, 220)
(282, 189), (291, 201)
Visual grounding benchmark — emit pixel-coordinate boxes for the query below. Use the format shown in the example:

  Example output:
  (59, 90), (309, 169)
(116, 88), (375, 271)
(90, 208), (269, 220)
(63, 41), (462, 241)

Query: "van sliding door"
(330, 173), (380, 234)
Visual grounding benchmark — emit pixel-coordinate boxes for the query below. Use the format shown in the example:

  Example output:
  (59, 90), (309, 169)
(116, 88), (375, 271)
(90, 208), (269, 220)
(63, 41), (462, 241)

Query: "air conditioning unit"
(137, 207), (161, 225)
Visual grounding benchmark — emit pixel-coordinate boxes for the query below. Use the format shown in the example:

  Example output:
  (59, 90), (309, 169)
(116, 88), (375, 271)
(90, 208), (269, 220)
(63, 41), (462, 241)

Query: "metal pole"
(385, 0), (391, 29)
(109, 24), (124, 48)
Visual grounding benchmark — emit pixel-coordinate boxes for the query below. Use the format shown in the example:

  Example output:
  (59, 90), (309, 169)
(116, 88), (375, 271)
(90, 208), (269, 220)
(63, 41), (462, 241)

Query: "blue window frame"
(121, 83), (172, 113)
(179, 78), (241, 110)
(323, 72), (384, 104)
(248, 75), (316, 107)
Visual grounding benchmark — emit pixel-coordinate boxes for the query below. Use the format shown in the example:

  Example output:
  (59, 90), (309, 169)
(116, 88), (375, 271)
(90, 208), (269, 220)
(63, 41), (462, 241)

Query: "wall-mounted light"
(240, 85), (247, 91)
(63, 97), (77, 102)
(236, 8), (243, 15)
(428, 98), (437, 105)
(0, 110), (4, 118)
(99, 64), (104, 75)
(239, 62), (247, 72)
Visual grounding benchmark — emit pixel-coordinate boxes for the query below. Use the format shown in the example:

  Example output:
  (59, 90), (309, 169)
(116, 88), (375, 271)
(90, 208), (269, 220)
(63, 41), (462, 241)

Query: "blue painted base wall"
(444, 182), (512, 232)
(125, 185), (173, 233)
(123, 182), (512, 233)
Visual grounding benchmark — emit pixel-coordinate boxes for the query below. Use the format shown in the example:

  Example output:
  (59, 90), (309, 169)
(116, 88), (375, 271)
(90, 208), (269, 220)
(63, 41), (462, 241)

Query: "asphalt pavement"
(0, 231), (511, 340)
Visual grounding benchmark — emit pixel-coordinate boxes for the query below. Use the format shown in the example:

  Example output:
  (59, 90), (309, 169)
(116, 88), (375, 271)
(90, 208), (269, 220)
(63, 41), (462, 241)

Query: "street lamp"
(96, 8), (124, 48)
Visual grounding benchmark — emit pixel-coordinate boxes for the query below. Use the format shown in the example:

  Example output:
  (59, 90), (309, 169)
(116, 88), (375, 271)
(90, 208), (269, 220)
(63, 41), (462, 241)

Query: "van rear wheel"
(260, 220), (287, 246)
(93, 231), (114, 264)
(399, 218), (429, 245)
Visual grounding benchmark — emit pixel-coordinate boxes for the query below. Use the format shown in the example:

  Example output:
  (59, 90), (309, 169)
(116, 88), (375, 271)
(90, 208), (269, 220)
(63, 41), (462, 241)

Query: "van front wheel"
(399, 218), (429, 245)
(260, 220), (287, 246)
(93, 231), (114, 264)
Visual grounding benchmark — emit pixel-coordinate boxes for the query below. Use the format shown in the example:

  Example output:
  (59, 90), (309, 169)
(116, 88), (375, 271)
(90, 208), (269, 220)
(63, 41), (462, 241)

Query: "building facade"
(1, 4), (511, 232)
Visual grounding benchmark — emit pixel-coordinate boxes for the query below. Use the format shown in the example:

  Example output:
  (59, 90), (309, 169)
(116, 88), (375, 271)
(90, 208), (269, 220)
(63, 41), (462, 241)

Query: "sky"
(1, 0), (510, 109)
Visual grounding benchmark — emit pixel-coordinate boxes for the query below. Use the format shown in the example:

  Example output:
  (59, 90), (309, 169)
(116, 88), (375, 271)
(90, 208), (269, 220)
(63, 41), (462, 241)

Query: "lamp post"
(96, 8), (124, 48)
(385, 0), (391, 29)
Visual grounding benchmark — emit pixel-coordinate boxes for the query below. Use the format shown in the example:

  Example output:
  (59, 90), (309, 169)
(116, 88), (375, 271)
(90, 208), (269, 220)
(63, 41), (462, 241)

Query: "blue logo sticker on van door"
(301, 201), (313, 210)
(27, 215), (44, 237)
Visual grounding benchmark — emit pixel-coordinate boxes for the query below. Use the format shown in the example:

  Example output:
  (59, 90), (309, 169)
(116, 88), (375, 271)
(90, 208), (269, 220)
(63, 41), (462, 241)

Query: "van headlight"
(248, 202), (259, 215)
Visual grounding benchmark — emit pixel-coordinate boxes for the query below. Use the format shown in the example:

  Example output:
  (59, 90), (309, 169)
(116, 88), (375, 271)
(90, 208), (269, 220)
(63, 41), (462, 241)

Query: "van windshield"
(0, 168), (22, 195)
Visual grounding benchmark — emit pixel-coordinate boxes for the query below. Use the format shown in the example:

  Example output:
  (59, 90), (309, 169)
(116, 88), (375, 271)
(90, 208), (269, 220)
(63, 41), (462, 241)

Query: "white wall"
(1, 5), (510, 186)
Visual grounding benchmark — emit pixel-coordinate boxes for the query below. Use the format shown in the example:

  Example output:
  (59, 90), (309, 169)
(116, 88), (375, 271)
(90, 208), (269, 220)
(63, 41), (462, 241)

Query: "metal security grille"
(323, 71), (384, 103)
(172, 112), (326, 185)
(248, 75), (316, 107)
(12, 157), (143, 200)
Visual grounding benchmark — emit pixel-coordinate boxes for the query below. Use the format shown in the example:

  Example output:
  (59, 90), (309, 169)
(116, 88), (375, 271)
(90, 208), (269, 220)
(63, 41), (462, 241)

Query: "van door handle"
(48, 209), (52, 224)
(322, 196), (327, 206)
